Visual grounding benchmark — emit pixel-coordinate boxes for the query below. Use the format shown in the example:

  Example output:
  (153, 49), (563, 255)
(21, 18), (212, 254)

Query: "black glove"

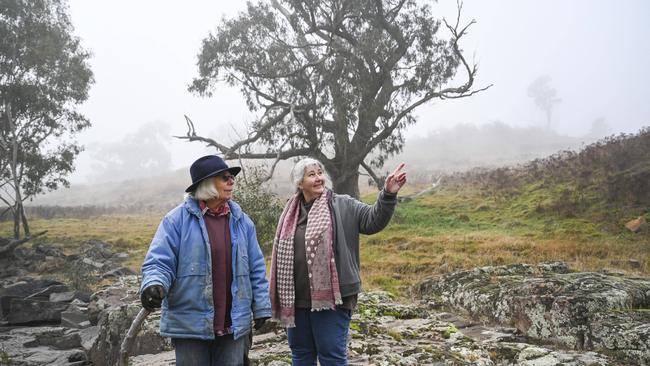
(141, 285), (165, 310)
(254, 317), (270, 331)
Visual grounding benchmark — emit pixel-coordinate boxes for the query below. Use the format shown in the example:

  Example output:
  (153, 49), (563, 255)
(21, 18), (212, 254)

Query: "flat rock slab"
(417, 262), (650, 364)
(6, 298), (69, 325)
(61, 307), (91, 329)
(25, 284), (70, 299)
(23, 328), (82, 350)
(0, 279), (64, 298)
(50, 291), (77, 303)
(0, 326), (88, 365)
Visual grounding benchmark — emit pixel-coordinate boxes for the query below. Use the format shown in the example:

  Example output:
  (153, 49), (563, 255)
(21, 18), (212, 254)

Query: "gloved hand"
(254, 317), (270, 331)
(140, 285), (165, 310)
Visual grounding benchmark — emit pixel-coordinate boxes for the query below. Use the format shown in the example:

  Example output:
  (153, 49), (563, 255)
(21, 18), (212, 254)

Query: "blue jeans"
(173, 333), (251, 366)
(287, 307), (351, 366)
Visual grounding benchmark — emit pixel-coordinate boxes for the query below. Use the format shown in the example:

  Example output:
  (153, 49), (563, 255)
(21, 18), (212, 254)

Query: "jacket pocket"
(177, 261), (207, 277)
(168, 261), (207, 310)
(236, 275), (252, 300)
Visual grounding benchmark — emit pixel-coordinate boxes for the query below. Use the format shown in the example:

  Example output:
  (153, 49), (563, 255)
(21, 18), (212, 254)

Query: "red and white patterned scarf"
(270, 189), (342, 327)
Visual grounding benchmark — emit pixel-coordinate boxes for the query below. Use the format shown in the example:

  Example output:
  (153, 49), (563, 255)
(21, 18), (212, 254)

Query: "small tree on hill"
(527, 75), (561, 130)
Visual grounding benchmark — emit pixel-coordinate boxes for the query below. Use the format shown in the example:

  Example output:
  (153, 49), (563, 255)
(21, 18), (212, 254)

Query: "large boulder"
(85, 276), (171, 366)
(417, 262), (650, 364)
(87, 303), (171, 366)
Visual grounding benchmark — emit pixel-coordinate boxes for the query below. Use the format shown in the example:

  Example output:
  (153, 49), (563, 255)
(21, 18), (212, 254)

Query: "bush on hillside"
(234, 165), (284, 255)
(446, 127), (650, 221)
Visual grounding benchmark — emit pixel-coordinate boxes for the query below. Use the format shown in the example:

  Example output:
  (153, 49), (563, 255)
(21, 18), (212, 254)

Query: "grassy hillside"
(360, 128), (650, 295)
(359, 185), (648, 296)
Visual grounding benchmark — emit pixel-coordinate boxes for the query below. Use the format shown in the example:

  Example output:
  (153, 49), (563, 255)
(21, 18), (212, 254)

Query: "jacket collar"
(184, 195), (243, 221)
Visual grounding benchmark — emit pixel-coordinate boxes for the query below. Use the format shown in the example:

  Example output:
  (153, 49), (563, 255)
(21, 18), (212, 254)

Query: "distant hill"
(386, 122), (597, 183)
(20, 168), (188, 217)
(22, 123), (606, 217)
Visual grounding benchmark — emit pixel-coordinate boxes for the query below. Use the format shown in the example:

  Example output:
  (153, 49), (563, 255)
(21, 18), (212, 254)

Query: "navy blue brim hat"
(185, 155), (241, 193)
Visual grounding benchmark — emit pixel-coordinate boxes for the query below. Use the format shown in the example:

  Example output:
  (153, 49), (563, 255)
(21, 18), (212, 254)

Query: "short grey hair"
(290, 158), (331, 191)
(188, 177), (219, 201)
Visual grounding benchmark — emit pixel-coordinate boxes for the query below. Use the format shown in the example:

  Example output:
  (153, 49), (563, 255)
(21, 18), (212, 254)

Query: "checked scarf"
(270, 189), (342, 327)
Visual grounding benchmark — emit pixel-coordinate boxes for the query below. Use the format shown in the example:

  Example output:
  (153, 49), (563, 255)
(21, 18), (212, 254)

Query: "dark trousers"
(287, 307), (351, 366)
(173, 333), (251, 366)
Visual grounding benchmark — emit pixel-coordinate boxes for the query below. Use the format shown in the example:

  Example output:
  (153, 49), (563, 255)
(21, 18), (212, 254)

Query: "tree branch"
(0, 205), (11, 218)
(270, 0), (318, 62)
(0, 230), (47, 256)
(236, 52), (332, 80)
(0, 193), (15, 208)
(361, 161), (384, 190)
(364, 1), (492, 156)
(174, 116), (312, 160)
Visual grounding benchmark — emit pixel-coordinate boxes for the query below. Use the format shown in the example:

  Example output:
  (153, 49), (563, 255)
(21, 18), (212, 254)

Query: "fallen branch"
(0, 230), (47, 256)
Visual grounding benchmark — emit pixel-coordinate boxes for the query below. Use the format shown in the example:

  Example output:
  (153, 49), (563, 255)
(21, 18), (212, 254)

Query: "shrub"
(234, 165), (284, 255)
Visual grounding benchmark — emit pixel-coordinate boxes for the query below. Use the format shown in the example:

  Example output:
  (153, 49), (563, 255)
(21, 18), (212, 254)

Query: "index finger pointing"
(392, 163), (406, 176)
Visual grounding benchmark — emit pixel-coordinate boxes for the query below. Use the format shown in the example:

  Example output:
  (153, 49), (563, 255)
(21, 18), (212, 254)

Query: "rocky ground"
(417, 262), (650, 365)
(127, 291), (612, 366)
(1, 242), (648, 365)
(0, 241), (138, 365)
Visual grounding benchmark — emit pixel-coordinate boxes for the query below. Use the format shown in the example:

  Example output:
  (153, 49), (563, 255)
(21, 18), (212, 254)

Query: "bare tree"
(180, 0), (490, 197)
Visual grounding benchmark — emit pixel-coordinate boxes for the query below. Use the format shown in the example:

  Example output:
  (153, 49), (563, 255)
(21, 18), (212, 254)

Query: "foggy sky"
(66, 0), (650, 184)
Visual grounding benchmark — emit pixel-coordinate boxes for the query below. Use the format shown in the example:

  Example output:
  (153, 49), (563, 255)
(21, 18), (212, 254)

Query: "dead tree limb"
(0, 230), (47, 256)
(361, 161), (385, 190)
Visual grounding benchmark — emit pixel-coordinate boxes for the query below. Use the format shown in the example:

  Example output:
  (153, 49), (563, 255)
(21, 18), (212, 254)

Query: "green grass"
(358, 184), (649, 297)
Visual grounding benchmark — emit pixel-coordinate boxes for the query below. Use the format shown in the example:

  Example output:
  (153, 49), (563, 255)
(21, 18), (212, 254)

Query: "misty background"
(32, 0), (650, 205)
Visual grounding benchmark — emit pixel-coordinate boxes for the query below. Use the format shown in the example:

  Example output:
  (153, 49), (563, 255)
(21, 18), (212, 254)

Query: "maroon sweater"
(200, 201), (232, 336)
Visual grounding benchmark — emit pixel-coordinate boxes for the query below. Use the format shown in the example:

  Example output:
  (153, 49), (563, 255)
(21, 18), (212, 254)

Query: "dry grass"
(360, 231), (650, 297)
(0, 215), (161, 269)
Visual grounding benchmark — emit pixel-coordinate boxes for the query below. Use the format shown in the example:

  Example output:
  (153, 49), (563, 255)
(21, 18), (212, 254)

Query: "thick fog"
(65, 0), (650, 185)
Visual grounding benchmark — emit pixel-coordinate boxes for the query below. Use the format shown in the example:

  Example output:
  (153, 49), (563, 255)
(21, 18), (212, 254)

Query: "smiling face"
(213, 172), (236, 202)
(299, 164), (326, 202)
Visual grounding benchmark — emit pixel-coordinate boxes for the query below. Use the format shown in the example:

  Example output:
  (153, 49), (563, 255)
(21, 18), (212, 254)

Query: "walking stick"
(118, 307), (152, 366)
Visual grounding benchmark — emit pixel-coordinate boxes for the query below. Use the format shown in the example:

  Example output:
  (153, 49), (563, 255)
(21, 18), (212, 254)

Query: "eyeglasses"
(218, 174), (236, 182)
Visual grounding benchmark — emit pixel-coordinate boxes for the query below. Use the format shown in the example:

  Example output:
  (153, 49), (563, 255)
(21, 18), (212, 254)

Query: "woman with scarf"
(270, 158), (407, 365)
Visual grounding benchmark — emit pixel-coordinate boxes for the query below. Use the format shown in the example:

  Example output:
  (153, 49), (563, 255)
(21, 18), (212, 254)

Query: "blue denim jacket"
(140, 196), (272, 340)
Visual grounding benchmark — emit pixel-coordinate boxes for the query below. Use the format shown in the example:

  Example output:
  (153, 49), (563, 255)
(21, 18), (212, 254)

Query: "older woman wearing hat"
(140, 155), (271, 366)
(270, 158), (407, 365)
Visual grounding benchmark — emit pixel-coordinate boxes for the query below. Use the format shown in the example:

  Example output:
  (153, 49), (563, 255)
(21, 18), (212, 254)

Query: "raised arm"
(355, 163), (407, 234)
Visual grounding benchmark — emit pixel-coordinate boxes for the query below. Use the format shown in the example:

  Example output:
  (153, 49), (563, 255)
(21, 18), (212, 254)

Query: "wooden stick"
(118, 307), (151, 366)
